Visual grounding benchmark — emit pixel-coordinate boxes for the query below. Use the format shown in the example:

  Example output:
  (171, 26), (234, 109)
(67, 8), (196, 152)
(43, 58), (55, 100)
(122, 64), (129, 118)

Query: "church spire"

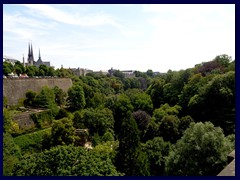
(28, 42), (31, 58)
(39, 49), (41, 59)
(38, 48), (42, 62)
(30, 42), (34, 62)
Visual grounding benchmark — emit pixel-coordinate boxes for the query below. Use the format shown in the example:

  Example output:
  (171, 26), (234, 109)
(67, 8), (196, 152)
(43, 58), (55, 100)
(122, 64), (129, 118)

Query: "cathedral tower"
(27, 42), (34, 65)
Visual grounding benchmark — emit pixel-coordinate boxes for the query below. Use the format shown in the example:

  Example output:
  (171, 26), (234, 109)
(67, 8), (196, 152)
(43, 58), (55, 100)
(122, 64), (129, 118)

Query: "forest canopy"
(3, 54), (235, 176)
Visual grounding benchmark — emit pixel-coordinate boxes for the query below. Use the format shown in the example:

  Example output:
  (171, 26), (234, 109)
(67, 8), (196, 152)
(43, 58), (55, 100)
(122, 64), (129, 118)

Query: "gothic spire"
(30, 42), (34, 61)
(28, 42), (31, 58)
(39, 48), (41, 59)
(37, 48), (42, 62)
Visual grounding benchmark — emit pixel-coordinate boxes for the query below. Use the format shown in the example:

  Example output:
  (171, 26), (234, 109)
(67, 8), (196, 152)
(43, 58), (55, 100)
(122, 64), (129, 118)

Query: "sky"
(3, 4), (235, 72)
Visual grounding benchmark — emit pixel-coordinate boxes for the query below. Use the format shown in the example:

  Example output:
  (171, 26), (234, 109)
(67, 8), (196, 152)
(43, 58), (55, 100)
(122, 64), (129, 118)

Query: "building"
(69, 67), (93, 76)
(25, 42), (51, 67)
(93, 70), (108, 76)
(121, 70), (135, 78)
(108, 67), (135, 78)
(3, 55), (19, 65)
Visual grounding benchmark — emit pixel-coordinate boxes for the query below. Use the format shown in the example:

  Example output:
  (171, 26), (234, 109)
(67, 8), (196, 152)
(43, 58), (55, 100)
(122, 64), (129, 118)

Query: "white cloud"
(19, 4), (122, 28)
(16, 4), (141, 42)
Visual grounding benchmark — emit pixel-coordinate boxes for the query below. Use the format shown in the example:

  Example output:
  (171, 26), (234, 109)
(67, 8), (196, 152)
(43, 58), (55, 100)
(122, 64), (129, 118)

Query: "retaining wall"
(3, 78), (72, 106)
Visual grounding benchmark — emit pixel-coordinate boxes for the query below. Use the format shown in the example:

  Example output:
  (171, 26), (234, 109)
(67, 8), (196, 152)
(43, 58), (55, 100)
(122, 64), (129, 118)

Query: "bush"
(13, 128), (51, 154)
(30, 110), (53, 129)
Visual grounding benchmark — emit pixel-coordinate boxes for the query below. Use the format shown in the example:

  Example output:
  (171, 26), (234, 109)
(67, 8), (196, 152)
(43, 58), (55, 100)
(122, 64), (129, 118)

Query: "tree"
(163, 69), (193, 105)
(152, 103), (181, 123)
(143, 137), (172, 176)
(3, 61), (14, 76)
(3, 133), (21, 175)
(80, 108), (114, 136)
(56, 67), (73, 77)
(132, 110), (151, 131)
(35, 86), (55, 108)
(38, 64), (49, 76)
(25, 65), (38, 77)
(165, 122), (233, 176)
(113, 70), (125, 80)
(72, 110), (85, 129)
(159, 115), (180, 143)
(14, 61), (25, 75)
(55, 108), (70, 120)
(214, 54), (232, 68)
(178, 115), (194, 137)
(142, 120), (159, 142)
(51, 118), (76, 146)
(110, 78), (123, 94)
(67, 84), (86, 110)
(48, 67), (56, 76)
(89, 92), (106, 109)
(112, 94), (133, 137)
(12, 145), (122, 176)
(123, 77), (141, 90)
(102, 131), (115, 142)
(195, 55), (232, 76)
(188, 71), (235, 135)
(3, 108), (12, 133)
(116, 116), (150, 176)
(146, 78), (165, 109)
(24, 90), (37, 107)
(134, 71), (147, 78)
(146, 69), (154, 77)
(93, 141), (119, 161)
(130, 92), (153, 114)
(81, 83), (94, 108)
(178, 73), (203, 115)
(53, 86), (67, 107)
(201, 71), (235, 135)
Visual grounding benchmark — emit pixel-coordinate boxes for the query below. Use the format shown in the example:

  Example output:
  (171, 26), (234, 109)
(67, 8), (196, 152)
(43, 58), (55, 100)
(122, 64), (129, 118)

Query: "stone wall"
(12, 111), (36, 130)
(3, 78), (72, 106)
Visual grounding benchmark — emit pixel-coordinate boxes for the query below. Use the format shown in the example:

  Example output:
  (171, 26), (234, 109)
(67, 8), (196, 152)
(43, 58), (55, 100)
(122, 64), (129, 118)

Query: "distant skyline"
(3, 4), (235, 72)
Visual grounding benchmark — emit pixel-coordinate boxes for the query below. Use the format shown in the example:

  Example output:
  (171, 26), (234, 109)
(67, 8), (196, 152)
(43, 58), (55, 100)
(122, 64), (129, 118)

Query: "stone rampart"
(3, 78), (72, 106)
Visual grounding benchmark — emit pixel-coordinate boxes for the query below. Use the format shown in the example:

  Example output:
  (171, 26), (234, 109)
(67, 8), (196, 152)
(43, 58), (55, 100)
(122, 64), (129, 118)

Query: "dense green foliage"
(51, 118), (76, 146)
(13, 128), (51, 154)
(3, 133), (22, 176)
(116, 115), (150, 176)
(3, 61), (73, 78)
(3, 61), (14, 76)
(76, 108), (114, 136)
(12, 145), (122, 176)
(4, 54), (235, 176)
(30, 110), (53, 128)
(53, 86), (67, 107)
(143, 137), (172, 175)
(67, 84), (86, 110)
(165, 122), (233, 175)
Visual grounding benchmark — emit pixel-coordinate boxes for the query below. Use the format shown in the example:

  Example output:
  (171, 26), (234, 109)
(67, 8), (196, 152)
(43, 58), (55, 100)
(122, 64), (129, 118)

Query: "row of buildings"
(69, 67), (136, 78)
(4, 42), (162, 78)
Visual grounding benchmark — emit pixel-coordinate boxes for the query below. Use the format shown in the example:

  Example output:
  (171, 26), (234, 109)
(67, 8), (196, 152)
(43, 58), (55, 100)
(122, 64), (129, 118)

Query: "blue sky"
(3, 4), (235, 72)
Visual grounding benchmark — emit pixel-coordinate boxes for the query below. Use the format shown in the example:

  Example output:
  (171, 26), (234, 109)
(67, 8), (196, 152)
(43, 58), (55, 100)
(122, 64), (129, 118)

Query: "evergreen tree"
(116, 114), (150, 176)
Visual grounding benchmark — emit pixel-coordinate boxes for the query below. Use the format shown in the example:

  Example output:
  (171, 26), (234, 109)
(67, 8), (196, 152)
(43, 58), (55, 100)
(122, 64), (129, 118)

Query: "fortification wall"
(3, 78), (72, 106)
